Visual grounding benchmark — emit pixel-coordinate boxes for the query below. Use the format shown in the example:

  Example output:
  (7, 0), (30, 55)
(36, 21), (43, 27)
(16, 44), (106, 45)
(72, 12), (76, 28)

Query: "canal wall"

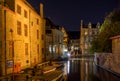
(96, 64), (120, 81)
(94, 53), (120, 74)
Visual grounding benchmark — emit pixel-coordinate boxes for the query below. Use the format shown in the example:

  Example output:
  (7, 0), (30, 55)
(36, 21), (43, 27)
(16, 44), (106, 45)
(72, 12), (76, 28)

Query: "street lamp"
(9, 29), (14, 80)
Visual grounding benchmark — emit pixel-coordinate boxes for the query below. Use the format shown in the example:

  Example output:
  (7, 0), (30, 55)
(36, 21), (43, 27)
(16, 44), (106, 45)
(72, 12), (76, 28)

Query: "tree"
(89, 8), (120, 54)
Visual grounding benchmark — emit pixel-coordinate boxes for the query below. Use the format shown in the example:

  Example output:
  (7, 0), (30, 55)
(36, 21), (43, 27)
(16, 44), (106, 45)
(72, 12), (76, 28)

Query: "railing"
(96, 64), (120, 81)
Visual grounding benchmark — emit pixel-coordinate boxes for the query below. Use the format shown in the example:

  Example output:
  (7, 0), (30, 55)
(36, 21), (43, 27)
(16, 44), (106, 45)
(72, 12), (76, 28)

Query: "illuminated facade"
(0, 0), (45, 75)
(80, 20), (100, 55)
(45, 18), (64, 60)
(61, 27), (68, 53)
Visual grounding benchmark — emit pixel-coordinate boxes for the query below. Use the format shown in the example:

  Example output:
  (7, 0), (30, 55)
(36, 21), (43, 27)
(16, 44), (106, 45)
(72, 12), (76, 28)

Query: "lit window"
(17, 5), (21, 14)
(17, 21), (22, 35)
(85, 31), (88, 35)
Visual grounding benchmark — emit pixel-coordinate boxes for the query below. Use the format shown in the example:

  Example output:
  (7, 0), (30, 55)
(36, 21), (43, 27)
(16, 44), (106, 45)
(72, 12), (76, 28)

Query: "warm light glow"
(85, 31), (88, 35)
(44, 68), (56, 74)
(53, 45), (56, 53)
(49, 45), (52, 53)
(67, 61), (70, 74)
(64, 48), (68, 52)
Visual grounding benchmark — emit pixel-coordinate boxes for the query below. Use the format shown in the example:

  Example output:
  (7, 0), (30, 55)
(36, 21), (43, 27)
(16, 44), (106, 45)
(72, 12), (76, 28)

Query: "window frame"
(17, 21), (22, 35)
(17, 5), (21, 14)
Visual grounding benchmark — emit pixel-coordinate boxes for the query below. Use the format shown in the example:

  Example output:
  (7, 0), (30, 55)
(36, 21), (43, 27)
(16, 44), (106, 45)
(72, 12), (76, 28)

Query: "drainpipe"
(4, 10), (7, 75)
(29, 10), (32, 67)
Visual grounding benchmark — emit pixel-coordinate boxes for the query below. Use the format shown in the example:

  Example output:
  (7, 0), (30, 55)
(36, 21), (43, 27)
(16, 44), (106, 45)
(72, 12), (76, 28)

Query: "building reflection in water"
(80, 58), (96, 81)
(64, 57), (98, 81)
(66, 60), (80, 81)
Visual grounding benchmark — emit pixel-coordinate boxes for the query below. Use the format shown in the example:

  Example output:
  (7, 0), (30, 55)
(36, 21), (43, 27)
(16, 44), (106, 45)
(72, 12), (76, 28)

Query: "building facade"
(45, 18), (64, 61)
(110, 35), (120, 54)
(67, 31), (80, 56)
(80, 20), (100, 55)
(0, 0), (45, 75)
(61, 27), (68, 54)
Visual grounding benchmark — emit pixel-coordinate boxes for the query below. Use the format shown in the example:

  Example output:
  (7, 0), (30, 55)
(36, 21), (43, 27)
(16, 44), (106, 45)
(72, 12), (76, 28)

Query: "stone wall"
(94, 53), (120, 74)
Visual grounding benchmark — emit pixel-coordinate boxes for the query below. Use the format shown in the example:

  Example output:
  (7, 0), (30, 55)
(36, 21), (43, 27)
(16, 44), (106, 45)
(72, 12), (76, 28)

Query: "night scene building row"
(0, 0), (68, 76)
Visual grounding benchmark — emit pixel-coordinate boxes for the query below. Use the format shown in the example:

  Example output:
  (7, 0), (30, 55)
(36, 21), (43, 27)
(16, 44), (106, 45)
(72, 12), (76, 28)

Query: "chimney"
(80, 20), (83, 28)
(40, 3), (44, 18)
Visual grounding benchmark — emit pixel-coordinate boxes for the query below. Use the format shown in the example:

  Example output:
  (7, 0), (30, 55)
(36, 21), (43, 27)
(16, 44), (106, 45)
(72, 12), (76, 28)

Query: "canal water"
(63, 57), (100, 81)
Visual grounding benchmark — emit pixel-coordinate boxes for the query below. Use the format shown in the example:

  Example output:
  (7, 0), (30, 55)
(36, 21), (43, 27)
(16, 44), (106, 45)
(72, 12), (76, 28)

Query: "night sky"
(27, 0), (120, 31)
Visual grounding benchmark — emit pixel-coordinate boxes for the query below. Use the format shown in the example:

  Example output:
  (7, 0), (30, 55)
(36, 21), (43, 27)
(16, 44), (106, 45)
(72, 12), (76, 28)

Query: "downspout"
(4, 10), (7, 75)
(29, 10), (32, 66)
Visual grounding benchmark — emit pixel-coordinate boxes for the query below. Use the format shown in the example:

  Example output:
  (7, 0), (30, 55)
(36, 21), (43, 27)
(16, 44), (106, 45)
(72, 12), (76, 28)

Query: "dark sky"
(27, 0), (120, 31)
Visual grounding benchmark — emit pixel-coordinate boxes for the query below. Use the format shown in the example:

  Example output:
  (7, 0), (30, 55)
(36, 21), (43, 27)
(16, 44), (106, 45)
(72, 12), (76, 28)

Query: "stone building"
(45, 18), (64, 61)
(80, 20), (100, 55)
(0, 0), (45, 75)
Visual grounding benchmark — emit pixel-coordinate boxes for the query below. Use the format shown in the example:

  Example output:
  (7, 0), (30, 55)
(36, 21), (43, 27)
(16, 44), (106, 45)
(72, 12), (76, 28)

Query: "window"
(17, 5), (21, 14)
(41, 34), (44, 40)
(0, 41), (2, 48)
(37, 44), (39, 54)
(9, 41), (13, 58)
(37, 18), (39, 25)
(85, 31), (88, 35)
(0, 41), (2, 56)
(24, 24), (28, 36)
(24, 10), (27, 18)
(31, 22), (33, 26)
(42, 48), (44, 54)
(17, 21), (22, 35)
(37, 30), (39, 39)
(25, 43), (28, 55)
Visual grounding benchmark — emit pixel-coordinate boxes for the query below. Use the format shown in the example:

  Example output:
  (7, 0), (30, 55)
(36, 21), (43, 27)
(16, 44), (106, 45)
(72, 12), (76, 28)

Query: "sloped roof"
(109, 35), (120, 40)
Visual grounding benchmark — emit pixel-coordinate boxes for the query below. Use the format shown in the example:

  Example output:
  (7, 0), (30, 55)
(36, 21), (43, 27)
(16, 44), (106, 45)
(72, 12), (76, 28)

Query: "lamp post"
(9, 29), (14, 80)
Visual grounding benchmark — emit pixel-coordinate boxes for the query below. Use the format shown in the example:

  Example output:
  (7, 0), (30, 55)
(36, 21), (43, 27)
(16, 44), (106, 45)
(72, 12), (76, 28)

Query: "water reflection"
(63, 57), (99, 81)
(67, 61), (70, 74)
(80, 58), (98, 81)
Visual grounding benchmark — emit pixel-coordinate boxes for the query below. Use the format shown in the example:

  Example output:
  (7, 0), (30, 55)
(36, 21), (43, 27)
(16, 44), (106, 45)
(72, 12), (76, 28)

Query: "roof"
(109, 35), (120, 40)
(82, 24), (98, 28)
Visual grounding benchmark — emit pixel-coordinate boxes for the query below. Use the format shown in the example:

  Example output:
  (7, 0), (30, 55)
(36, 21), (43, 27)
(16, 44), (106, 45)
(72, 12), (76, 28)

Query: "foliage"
(89, 8), (120, 54)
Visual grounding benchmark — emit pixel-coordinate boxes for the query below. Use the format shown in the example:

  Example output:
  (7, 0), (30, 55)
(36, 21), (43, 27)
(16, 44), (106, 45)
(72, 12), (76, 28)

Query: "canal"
(62, 57), (100, 81)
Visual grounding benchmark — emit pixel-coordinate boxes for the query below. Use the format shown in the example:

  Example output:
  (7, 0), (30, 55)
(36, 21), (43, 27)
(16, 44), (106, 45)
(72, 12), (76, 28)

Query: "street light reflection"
(67, 61), (70, 74)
